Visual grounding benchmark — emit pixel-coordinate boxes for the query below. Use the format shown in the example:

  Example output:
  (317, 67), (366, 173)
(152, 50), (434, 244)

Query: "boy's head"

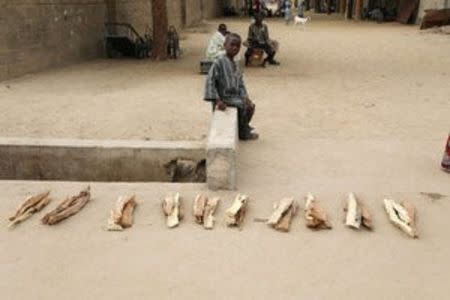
(255, 13), (264, 25)
(218, 24), (227, 36)
(224, 33), (241, 58)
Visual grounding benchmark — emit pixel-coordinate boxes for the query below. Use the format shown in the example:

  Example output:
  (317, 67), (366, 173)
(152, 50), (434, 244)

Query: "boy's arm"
(238, 73), (249, 99)
(204, 62), (226, 111)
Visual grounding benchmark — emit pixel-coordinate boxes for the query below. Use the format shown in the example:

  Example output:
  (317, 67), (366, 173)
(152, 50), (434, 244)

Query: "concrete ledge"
(206, 108), (238, 190)
(0, 138), (205, 182)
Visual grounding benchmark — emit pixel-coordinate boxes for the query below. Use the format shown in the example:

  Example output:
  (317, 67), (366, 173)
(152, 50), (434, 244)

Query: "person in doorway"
(204, 33), (258, 141)
(245, 13), (280, 67)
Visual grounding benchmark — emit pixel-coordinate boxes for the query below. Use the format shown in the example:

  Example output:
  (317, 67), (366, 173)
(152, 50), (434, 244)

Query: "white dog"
(294, 16), (311, 29)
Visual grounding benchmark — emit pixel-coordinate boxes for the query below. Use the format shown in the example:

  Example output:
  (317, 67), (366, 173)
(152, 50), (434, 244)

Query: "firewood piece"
(274, 203), (297, 232)
(8, 191), (51, 228)
(162, 192), (182, 228)
(107, 195), (137, 231)
(225, 194), (249, 227)
(204, 197), (220, 230)
(344, 192), (362, 229)
(383, 198), (418, 238)
(193, 194), (207, 224)
(267, 197), (294, 226)
(402, 200), (418, 237)
(42, 187), (91, 225)
(344, 193), (373, 230)
(304, 193), (332, 229)
(120, 197), (137, 228)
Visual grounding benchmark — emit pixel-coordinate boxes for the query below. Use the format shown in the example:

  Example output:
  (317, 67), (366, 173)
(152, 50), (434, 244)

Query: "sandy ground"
(1, 14), (450, 299)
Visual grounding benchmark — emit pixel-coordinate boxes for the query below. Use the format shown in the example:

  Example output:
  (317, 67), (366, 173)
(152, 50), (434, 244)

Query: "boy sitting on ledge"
(204, 33), (258, 141)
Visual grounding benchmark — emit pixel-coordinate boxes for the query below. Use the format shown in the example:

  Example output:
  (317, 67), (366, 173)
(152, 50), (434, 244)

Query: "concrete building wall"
(0, 0), (220, 81)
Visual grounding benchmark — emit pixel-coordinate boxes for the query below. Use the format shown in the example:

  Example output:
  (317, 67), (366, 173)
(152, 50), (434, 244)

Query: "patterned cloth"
(204, 55), (248, 102)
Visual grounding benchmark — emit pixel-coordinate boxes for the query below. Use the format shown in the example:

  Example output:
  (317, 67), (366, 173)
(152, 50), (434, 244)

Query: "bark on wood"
(267, 197), (297, 232)
(42, 187), (91, 225)
(383, 198), (418, 238)
(8, 191), (51, 228)
(204, 197), (220, 230)
(107, 195), (137, 231)
(162, 192), (182, 228)
(151, 0), (168, 60)
(225, 194), (249, 228)
(344, 193), (373, 230)
(304, 193), (332, 229)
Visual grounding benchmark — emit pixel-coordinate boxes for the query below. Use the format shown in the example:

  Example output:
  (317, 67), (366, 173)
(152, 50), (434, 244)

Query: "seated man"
(204, 33), (258, 141)
(205, 24), (228, 60)
(245, 13), (280, 67)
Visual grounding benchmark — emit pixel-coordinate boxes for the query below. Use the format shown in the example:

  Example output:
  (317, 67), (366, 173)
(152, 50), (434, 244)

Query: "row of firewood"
(7, 188), (418, 238)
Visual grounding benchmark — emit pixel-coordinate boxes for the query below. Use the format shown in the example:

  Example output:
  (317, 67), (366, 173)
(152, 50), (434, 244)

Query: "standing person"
(442, 134), (450, 172)
(205, 24), (228, 60)
(297, 0), (305, 17)
(283, 0), (293, 24)
(204, 33), (259, 141)
(245, 13), (280, 67)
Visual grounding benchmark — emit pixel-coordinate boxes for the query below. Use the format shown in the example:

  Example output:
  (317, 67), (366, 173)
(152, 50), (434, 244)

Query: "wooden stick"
(42, 187), (90, 225)
(304, 193), (332, 229)
(8, 191), (51, 228)
(162, 192), (181, 228)
(193, 194), (207, 224)
(225, 194), (248, 227)
(204, 197), (220, 230)
(383, 198), (418, 238)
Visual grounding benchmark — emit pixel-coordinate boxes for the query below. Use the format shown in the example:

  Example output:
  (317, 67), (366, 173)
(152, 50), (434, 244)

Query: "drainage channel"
(0, 138), (206, 182)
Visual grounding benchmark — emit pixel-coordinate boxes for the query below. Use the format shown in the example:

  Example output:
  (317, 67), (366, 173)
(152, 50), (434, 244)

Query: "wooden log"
(42, 187), (90, 225)
(204, 197), (220, 230)
(162, 192), (182, 228)
(383, 198), (418, 238)
(274, 203), (297, 232)
(193, 194), (207, 224)
(267, 197), (294, 226)
(225, 194), (249, 227)
(304, 193), (332, 229)
(8, 191), (51, 228)
(360, 200), (373, 229)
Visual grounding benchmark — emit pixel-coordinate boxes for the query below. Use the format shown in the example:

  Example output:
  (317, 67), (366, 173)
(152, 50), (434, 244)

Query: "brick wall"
(0, 0), (220, 81)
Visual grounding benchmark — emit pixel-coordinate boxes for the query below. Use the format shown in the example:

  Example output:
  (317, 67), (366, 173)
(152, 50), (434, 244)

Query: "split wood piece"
(344, 193), (373, 230)
(203, 197), (220, 230)
(304, 193), (332, 230)
(42, 187), (91, 225)
(383, 198), (418, 238)
(162, 192), (182, 228)
(225, 194), (249, 228)
(193, 194), (208, 224)
(267, 197), (297, 232)
(8, 191), (51, 228)
(107, 195), (137, 231)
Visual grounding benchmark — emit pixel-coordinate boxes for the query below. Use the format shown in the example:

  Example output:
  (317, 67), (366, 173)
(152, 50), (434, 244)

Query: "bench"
(206, 108), (238, 190)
